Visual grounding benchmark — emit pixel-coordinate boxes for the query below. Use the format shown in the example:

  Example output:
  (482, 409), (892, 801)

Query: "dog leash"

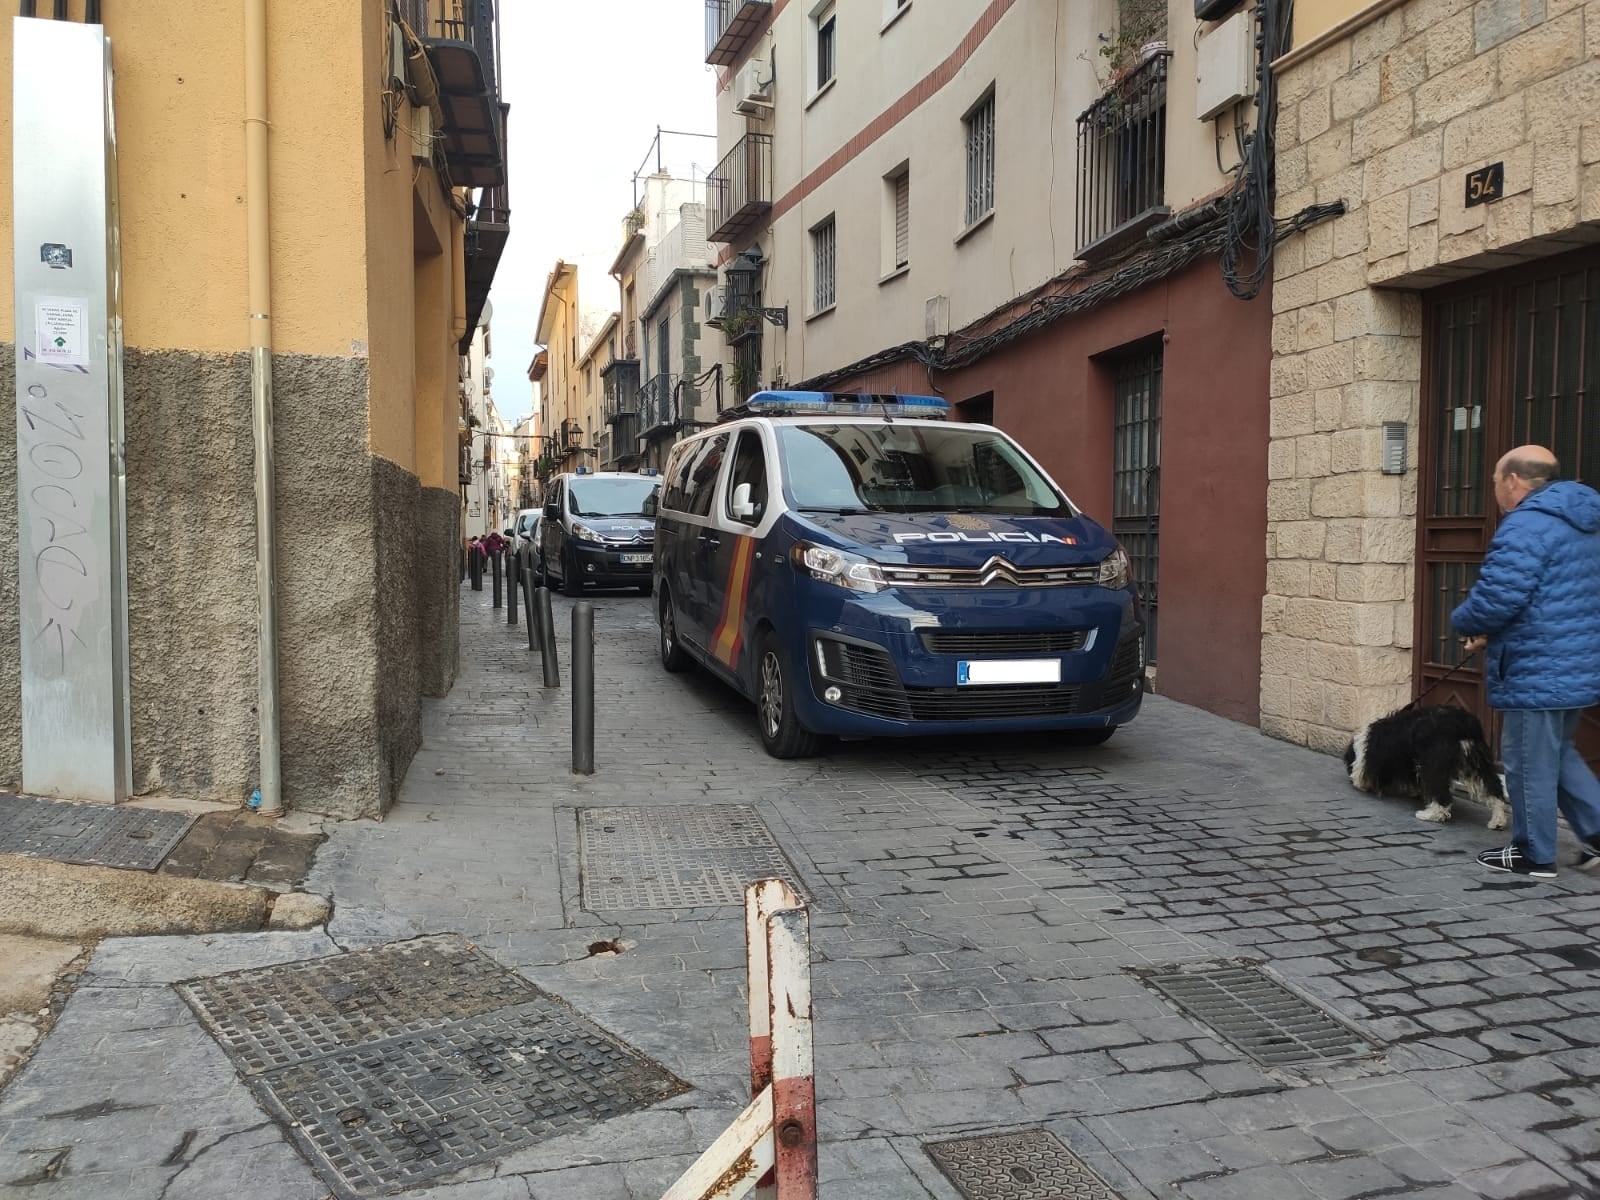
(1403, 647), (1482, 711)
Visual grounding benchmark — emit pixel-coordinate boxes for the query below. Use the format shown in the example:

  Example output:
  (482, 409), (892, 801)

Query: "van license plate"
(620, 553), (652, 565)
(958, 660), (1061, 686)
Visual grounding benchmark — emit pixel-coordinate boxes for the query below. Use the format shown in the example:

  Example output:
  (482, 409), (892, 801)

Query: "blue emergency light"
(575, 466), (588, 474)
(639, 467), (660, 476)
(743, 390), (950, 417)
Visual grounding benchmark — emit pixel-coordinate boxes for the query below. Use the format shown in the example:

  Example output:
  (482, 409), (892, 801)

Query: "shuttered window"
(812, 216), (837, 312)
(893, 172), (910, 269)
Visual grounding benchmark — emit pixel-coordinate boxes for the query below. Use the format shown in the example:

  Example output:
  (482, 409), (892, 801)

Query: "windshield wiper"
(798, 505), (881, 515)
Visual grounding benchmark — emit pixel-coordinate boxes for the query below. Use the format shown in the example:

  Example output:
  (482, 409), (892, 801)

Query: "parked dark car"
(539, 471), (661, 596)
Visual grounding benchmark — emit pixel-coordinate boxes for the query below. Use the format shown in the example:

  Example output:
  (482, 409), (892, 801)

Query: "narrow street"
(2, 585), (1598, 1199)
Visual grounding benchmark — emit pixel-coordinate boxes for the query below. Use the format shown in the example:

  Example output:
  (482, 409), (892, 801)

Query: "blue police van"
(653, 391), (1147, 757)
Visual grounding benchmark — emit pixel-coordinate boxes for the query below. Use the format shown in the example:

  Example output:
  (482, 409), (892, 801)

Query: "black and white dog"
(1344, 705), (1509, 830)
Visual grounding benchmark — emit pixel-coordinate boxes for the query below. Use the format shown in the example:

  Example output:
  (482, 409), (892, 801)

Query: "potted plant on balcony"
(722, 308), (762, 344)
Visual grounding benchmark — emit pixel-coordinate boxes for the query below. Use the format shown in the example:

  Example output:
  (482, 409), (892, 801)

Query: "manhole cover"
(0, 792), (194, 870)
(178, 936), (687, 1198)
(255, 998), (687, 1198)
(926, 1130), (1123, 1199)
(177, 935), (539, 1073)
(1143, 965), (1375, 1066)
(578, 804), (806, 910)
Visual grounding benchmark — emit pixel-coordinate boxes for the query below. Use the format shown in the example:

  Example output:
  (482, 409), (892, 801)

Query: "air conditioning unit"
(733, 57), (773, 115)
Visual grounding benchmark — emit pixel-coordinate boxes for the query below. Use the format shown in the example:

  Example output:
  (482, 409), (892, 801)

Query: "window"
(684, 433), (729, 518)
(662, 443), (696, 512)
(811, 216), (837, 314)
(726, 430), (769, 526)
(815, 4), (836, 91)
(894, 173), (910, 268)
(963, 90), (996, 229)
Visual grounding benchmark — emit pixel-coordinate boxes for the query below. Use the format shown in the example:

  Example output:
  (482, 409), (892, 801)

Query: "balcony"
(638, 373), (675, 437)
(707, 133), (773, 244)
(412, 0), (506, 189)
(1075, 51), (1171, 262)
(602, 357), (641, 423)
(705, 0), (771, 66)
(460, 149), (510, 352)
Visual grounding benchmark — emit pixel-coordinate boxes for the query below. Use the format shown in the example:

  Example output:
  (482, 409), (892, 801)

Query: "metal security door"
(1419, 251), (1599, 769)
(1112, 351), (1162, 660)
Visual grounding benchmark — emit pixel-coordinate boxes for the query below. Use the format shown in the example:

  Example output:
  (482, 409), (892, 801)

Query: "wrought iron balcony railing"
(638, 374), (675, 436)
(1075, 51), (1171, 261)
(707, 133), (773, 243)
(705, 0), (771, 66)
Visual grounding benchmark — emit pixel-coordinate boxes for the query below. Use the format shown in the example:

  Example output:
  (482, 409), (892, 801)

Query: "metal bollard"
(536, 587), (560, 688)
(491, 548), (503, 608)
(572, 602), (594, 776)
(470, 550), (483, 591)
(508, 555), (520, 625)
(531, 563), (544, 649)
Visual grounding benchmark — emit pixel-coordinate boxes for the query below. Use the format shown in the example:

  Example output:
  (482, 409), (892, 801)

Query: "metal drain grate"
(578, 804), (806, 911)
(1143, 965), (1375, 1066)
(178, 935), (688, 1198)
(253, 998), (687, 1198)
(0, 792), (195, 871)
(178, 935), (539, 1073)
(926, 1130), (1123, 1199)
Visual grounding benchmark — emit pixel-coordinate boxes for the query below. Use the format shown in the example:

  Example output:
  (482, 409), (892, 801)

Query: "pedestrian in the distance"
(1452, 445), (1600, 878)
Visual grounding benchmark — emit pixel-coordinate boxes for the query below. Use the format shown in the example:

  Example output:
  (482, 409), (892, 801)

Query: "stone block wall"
(1264, 0), (1600, 753)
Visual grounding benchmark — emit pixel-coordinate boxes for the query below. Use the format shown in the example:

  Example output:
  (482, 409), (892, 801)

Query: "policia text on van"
(653, 392), (1148, 758)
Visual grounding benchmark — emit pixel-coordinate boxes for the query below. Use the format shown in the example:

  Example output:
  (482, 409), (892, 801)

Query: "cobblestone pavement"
(2, 585), (1599, 1199)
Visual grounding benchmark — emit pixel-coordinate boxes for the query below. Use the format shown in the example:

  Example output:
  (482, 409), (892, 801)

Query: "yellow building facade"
(0, 0), (509, 816)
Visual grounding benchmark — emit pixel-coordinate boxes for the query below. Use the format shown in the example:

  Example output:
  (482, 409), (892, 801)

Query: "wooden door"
(1418, 251), (1600, 769)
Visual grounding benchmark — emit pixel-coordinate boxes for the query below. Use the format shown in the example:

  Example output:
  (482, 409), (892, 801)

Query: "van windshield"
(775, 424), (1071, 516)
(568, 476), (661, 517)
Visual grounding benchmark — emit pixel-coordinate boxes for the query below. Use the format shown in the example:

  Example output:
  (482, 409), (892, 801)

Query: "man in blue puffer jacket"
(1452, 445), (1600, 878)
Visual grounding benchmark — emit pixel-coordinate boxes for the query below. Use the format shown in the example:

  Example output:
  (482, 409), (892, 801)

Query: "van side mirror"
(543, 502), (559, 520)
(502, 528), (513, 538)
(731, 482), (757, 521)
(642, 493), (659, 518)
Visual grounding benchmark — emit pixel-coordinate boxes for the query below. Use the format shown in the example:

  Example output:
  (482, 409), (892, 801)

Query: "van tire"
(755, 632), (821, 759)
(559, 551), (584, 596)
(659, 594), (691, 673)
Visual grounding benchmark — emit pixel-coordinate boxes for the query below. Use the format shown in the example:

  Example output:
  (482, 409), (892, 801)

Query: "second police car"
(654, 391), (1147, 757)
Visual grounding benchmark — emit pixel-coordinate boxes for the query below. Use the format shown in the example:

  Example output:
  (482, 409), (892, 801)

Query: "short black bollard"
(508, 555), (520, 626)
(470, 549), (483, 591)
(536, 586), (560, 688)
(534, 563), (547, 649)
(491, 548), (503, 608)
(572, 602), (594, 776)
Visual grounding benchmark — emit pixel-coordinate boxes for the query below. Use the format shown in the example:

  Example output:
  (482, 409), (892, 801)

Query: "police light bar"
(744, 390), (950, 417)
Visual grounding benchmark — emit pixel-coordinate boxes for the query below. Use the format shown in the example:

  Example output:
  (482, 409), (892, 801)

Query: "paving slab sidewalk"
(2, 587), (1598, 1199)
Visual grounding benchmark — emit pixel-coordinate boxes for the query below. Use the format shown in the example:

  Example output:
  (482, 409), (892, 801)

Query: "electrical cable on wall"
(1219, 0), (1296, 300)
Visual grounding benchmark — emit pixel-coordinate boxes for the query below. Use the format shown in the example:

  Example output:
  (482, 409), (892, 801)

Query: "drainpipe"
(244, 0), (282, 815)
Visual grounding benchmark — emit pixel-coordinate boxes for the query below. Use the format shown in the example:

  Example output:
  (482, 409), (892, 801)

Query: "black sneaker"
(1576, 841), (1600, 872)
(1478, 846), (1557, 878)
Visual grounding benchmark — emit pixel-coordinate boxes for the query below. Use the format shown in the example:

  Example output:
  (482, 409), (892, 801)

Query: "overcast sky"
(487, 2), (718, 424)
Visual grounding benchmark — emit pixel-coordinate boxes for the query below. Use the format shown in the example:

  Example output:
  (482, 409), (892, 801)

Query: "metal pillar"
(11, 16), (131, 803)
(572, 602), (594, 775)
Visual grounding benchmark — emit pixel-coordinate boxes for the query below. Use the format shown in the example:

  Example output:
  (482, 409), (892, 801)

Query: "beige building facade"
(1266, 0), (1600, 761)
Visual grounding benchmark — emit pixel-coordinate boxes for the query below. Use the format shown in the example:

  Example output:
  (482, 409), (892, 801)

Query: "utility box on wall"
(1195, 9), (1256, 121)
(11, 16), (132, 803)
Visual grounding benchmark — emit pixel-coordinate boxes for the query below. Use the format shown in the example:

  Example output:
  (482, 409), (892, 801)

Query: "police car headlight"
(1097, 546), (1132, 589)
(570, 521), (603, 544)
(790, 542), (886, 594)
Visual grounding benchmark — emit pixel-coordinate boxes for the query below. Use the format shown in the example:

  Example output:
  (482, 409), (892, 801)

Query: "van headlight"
(1097, 546), (1132, 588)
(790, 542), (886, 594)
(570, 521), (603, 544)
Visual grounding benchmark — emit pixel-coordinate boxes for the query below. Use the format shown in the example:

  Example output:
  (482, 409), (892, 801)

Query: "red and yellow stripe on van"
(711, 535), (758, 669)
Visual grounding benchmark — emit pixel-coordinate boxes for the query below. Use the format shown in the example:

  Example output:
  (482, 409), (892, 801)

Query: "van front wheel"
(756, 633), (821, 759)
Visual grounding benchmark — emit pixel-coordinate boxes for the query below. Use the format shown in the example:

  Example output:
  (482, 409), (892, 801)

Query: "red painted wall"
(836, 257), (1271, 726)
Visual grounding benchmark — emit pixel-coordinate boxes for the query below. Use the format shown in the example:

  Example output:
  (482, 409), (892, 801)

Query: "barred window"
(963, 91), (995, 228)
(811, 216), (837, 313)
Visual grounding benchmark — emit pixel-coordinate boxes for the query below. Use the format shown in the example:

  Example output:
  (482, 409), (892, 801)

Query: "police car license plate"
(620, 553), (652, 565)
(957, 660), (1061, 686)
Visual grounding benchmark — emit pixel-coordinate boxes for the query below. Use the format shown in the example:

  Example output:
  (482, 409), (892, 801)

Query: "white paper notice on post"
(35, 298), (89, 368)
